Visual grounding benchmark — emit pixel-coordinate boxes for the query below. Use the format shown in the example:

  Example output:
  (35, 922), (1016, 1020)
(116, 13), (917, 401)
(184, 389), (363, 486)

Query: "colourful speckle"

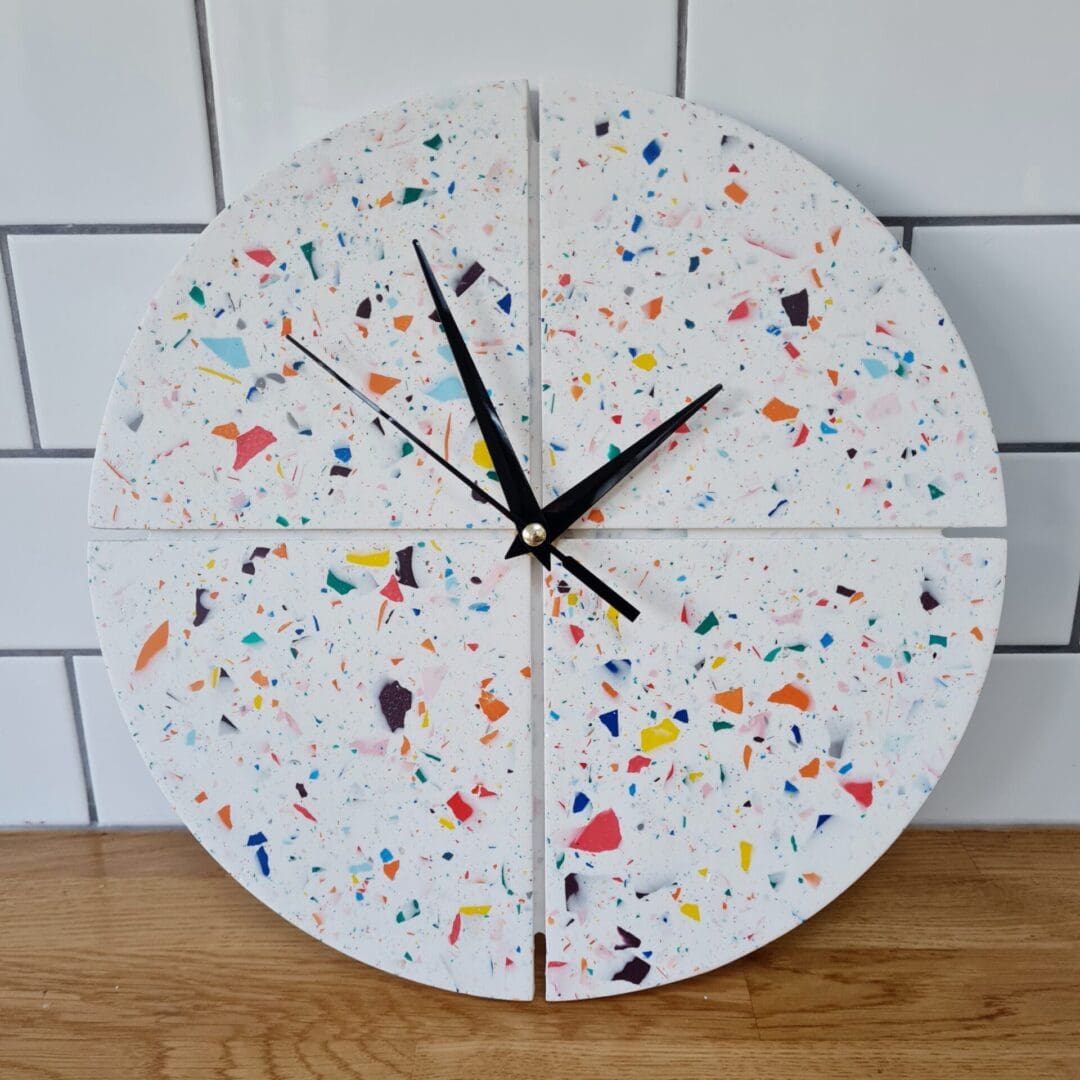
(200, 337), (250, 369)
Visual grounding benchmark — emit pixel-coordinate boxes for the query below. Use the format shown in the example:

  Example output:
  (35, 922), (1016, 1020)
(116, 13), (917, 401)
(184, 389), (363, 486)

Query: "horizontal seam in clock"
(0, 645), (1063, 658)
(6, 445), (1080, 458)
(6, 447), (1080, 460)
(80, 526), (1005, 539)
(0, 641), (1056, 657)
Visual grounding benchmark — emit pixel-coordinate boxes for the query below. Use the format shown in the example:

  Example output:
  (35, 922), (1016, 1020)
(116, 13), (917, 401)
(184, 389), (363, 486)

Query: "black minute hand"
(412, 240), (551, 566)
(507, 381), (722, 558)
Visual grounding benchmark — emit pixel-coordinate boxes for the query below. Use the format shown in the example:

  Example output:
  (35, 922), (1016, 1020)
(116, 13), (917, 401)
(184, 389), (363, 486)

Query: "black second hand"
(286, 334), (512, 518)
(285, 334), (641, 620)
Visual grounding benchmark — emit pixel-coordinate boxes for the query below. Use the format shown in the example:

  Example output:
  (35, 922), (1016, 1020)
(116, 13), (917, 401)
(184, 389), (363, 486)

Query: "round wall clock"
(87, 81), (1006, 1001)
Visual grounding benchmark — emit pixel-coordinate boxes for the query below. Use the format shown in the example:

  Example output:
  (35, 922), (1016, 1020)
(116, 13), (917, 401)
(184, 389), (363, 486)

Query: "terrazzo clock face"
(88, 82), (1006, 1001)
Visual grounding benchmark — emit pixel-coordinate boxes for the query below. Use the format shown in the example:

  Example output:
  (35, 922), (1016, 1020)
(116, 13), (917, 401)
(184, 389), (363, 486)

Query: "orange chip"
(769, 682), (811, 711)
(724, 181), (748, 204)
(134, 621), (169, 672)
(368, 372), (401, 395)
(714, 687), (744, 714)
(761, 397), (800, 423)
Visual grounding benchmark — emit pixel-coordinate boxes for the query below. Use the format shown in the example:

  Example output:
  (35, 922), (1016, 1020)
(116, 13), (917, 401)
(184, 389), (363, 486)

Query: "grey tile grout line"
(998, 443), (1080, 453)
(0, 223), (207, 236)
(0, 233), (41, 448)
(0, 649), (102, 658)
(62, 654), (99, 825)
(194, 0), (226, 213)
(1, 215), (1077, 237)
(675, 0), (689, 98)
(995, 643), (1079, 654)
(880, 214), (1080, 228)
(0, 448), (95, 458)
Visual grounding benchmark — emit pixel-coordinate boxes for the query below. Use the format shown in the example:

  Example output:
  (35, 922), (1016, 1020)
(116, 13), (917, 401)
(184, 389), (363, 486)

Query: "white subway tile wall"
(73, 658), (179, 827)
(911, 226), (1080, 445)
(0, 1), (1074, 827)
(686, 0), (1080, 216)
(0, 459), (101, 650)
(994, 454), (1080, 647)
(916, 656), (1080, 825)
(10, 233), (200, 448)
(206, 0), (680, 197)
(0, 0), (216, 223)
(0, 658), (89, 825)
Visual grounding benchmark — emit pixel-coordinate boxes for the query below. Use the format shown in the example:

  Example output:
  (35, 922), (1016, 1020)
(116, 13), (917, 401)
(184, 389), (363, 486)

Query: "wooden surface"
(0, 830), (1077, 1079)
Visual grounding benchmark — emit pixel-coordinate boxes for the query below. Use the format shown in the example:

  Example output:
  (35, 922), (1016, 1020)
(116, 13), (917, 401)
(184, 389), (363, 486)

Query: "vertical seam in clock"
(676, 0), (689, 98)
(0, 231), (42, 449)
(194, 0), (226, 213)
(527, 84), (547, 942)
(63, 653), (99, 826)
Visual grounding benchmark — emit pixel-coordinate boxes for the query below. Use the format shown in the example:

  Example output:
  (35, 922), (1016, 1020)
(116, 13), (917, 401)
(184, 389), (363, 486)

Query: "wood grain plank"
(0, 829), (1076, 1080)
(412, 1041), (1080, 1080)
(744, 946), (1080, 1040)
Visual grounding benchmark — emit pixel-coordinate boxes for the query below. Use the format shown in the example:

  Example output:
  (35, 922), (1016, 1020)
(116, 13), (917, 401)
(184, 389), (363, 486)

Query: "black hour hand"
(507, 382), (721, 557)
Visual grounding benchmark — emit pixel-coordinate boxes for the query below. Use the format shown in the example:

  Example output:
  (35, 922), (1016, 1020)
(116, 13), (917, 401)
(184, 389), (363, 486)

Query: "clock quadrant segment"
(88, 535), (535, 999)
(538, 82), (1005, 531)
(542, 536), (1004, 1000)
(89, 82), (532, 532)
